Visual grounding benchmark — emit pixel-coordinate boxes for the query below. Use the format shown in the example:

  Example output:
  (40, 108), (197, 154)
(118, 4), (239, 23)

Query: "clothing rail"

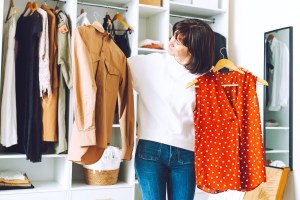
(170, 14), (215, 23)
(77, 1), (128, 12)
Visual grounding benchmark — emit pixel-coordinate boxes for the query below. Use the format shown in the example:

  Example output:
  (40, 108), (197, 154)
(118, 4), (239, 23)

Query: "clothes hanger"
(185, 58), (269, 89)
(111, 12), (134, 32)
(32, 0), (39, 9)
(5, 0), (17, 23)
(105, 12), (112, 26)
(22, 0), (36, 16)
(54, 0), (60, 11)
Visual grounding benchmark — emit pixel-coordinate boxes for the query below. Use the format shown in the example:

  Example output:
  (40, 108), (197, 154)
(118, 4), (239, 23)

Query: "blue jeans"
(135, 140), (196, 200)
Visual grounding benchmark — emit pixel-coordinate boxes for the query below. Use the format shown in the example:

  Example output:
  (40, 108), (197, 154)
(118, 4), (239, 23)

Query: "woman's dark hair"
(173, 19), (215, 74)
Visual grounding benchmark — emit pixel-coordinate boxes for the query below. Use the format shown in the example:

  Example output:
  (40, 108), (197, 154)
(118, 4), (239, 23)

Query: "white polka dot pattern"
(193, 71), (266, 194)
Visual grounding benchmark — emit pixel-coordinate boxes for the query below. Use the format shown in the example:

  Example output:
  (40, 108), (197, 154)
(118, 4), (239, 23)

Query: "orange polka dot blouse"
(193, 71), (266, 194)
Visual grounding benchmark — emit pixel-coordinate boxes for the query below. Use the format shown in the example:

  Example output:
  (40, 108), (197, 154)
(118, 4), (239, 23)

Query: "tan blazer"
(68, 22), (134, 165)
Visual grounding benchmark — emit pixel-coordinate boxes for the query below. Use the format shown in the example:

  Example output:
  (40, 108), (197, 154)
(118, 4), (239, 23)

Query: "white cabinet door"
(71, 188), (133, 200)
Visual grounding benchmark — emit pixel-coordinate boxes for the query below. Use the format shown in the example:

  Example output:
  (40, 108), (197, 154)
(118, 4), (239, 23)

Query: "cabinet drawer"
(0, 191), (67, 200)
(71, 188), (133, 200)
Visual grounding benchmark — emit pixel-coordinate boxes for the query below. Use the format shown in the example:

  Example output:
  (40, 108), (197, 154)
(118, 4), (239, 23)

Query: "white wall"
(229, 1), (299, 199)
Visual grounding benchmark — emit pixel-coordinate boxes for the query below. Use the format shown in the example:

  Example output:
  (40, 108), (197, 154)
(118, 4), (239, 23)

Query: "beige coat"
(68, 22), (134, 165)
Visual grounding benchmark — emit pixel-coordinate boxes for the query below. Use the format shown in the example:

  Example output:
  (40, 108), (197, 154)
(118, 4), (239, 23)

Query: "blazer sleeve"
(71, 28), (97, 146)
(118, 56), (135, 160)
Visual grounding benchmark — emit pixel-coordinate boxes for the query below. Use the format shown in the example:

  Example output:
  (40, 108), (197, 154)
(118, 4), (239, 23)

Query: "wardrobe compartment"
(265, 108), (290, 166)
(0, 0), (229, 199)
(138, 2), (169, 54)
(0, 156), (69, 195)
(71, 128), (135, 189)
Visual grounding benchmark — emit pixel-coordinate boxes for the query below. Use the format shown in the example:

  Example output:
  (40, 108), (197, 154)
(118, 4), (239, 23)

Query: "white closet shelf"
(0, 181), (67, 195)
(139, 4), (167, 18)
(138, 47), (167, 54)
(71, 180), (132, 190)
(266, 127), (289, 130)
(265, 150), (289, 154)
(78, 0), (131, 6)
(170, 2), (225, 18)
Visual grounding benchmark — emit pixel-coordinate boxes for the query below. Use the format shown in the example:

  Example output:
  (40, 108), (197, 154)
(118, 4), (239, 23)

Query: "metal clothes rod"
(77, 1), (128, 11)
(170, 14), (215, 23)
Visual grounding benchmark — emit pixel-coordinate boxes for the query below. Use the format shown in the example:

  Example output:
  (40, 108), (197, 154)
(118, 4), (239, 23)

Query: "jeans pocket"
(178, 148), (195, 164)
(136, 140), (161, 161)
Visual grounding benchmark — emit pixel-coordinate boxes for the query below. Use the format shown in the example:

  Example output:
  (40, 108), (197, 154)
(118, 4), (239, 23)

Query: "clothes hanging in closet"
(13, 11), (43, 162)
(54, 9), (73, 154)
(0, 9), (17, 147)
(41, 4), (59, 142)
(193, 71), (266, 194)
(36, 8), (51, 97)
(68, 22), (134, 165)
(267, 37), (289, 111)
(103, 16), (131, 58)
(103, 15), (132, 117)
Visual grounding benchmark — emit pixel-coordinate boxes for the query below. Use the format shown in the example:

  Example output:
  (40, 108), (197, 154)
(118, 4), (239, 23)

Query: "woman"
(127, 19), (215, 200)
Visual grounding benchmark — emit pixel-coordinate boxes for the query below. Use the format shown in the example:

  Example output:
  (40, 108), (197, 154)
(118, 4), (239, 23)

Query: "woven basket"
(83, 168), (119, 185)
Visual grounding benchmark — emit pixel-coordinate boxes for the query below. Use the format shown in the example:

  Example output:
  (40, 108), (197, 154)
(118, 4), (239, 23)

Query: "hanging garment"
(213, 32), (229, 73)
(193, 71), (266, 193)
(41, 4), (58, 142)
(267, 37), (289, 111)
(14, 12), (43, 162)
(54, 9), (72, 154)
(68, 22), (134, 165)
(36, 8), (51, 97)
(103, 17), (131, 58)
(1, 11), (17, 147)
(76, 11), (90, 27)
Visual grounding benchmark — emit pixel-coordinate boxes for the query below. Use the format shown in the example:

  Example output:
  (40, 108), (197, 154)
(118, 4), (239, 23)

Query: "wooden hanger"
(5, 0), (17, 23)
(185, 58), (269, 89)
(111, 12), (134, 32)
(22, 1), (36, 16)
(32, 0), (39, 9)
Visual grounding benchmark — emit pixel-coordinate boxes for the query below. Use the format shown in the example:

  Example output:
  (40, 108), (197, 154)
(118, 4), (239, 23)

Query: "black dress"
(12, 11), (43, 162)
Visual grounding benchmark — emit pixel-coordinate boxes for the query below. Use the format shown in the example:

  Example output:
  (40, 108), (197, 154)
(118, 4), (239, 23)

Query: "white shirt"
(128, 53), (197, 151)
(76, 12), (90, 27)
(268, 37), (289, 111)
(1, 14), (17, 147)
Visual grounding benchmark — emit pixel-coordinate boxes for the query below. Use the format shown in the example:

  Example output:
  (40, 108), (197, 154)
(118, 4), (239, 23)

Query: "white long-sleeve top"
(128, 53), (197, 151)
(1, 14), (17, 147)
(268, 37), (289, 111)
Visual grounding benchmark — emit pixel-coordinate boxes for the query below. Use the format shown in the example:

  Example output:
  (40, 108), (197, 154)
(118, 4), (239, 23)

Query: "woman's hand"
(238, 66), (250, 73)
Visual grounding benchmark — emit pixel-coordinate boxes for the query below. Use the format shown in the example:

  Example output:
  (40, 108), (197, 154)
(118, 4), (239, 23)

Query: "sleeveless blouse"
(193, 71), (266, 193)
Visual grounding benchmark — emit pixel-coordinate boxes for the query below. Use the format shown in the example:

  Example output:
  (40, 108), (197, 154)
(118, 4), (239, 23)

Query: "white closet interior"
(0, 0), (228, 199)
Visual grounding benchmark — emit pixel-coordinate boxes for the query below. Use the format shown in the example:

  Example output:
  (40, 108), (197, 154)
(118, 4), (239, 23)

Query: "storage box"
(140, 0), (162, 7)
(192, 0), (218, 9)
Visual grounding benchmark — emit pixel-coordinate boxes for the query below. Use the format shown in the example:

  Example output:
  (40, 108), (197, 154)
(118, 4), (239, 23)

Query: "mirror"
(264, 27), (293, 170)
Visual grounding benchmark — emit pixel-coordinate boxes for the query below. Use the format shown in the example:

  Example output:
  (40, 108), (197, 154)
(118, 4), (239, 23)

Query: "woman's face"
(168, 34), (191, 65)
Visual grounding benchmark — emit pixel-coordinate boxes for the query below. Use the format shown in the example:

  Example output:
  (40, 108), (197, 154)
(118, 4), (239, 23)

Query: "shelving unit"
(0, 0), (228, 199)
(263, 27), (293, 170)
